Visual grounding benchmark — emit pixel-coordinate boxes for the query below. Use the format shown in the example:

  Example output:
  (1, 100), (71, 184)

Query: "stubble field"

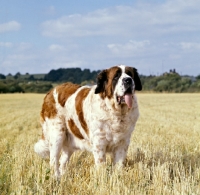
(0, 93), (200, 195)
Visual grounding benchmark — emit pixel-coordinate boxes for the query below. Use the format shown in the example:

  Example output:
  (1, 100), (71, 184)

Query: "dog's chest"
(102, 113), (133, 144)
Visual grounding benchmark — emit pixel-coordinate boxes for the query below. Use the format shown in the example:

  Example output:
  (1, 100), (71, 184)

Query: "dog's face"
(95, 65), (142, 108)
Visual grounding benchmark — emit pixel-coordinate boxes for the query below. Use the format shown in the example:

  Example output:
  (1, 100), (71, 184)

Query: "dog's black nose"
(123, 77), (132, 85)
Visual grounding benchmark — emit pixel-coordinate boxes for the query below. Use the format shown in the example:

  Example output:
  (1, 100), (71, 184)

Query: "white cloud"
(169, 54), (181, 60)
(17, 42), (32, 51)
(1, 0), (200, 76)
(0, 42), (13, 48)
(49, 44), (65, 52)
(41, 6), (146, 38)
(45, 6), (56, 15)
(180, 42), (200, 50)
(1, 53), (37, 74)
(41, 1), (200, 39)
(0, 42), (37, 74)
(107, 40), (150, 56)
(0, 21), (21, 33)
(3, 53), (36, 63)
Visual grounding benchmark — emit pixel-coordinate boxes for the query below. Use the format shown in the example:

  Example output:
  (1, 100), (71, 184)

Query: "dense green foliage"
(141, 73), (200, 92)
(44, 68), (100, 83)
(0, 80), (53, 93)
(0, 68), (200, 93)
(0, 80), (24, 93)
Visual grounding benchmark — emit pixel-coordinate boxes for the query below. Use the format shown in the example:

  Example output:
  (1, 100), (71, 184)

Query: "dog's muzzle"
(122, 77), (133, 89)
(117, 77), (134, 108)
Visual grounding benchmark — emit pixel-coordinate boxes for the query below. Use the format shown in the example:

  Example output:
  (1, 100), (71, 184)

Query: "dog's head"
(95, 65), (142, 108)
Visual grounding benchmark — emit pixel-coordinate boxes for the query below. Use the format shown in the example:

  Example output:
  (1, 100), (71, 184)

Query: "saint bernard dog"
(34, 65), (142, 178)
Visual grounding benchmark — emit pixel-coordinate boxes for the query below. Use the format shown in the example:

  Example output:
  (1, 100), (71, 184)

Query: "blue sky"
(0, 0), (200, 76)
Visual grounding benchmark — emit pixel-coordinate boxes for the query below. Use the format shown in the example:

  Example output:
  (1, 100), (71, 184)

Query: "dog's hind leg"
(48, 118), (66, 178)
(59, 139), (74, 176)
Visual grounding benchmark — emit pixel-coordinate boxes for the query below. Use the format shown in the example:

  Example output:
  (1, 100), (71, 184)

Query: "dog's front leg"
(59, 144), (73, 176)
(113, 141), (129, 167)
(92, 137), (107, 165)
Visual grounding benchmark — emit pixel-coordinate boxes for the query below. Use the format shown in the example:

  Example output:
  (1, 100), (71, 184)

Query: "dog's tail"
(34, 139), (50, 159)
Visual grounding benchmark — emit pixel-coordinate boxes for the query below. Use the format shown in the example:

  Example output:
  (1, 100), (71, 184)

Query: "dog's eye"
(114, 72), (120, 80)
(126, 71), (132, 77)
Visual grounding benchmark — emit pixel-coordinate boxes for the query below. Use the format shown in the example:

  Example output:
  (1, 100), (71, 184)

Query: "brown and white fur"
(34, 65), (142, 178)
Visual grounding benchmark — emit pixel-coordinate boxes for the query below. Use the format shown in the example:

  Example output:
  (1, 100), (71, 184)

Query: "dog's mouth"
(117, 87), (133, 108)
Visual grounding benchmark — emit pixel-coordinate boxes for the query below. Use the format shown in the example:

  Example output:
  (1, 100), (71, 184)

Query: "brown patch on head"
(75, 88), (90, 135)
(106, 66), (122, 98)
(125, 66), (134, 78)
(95, 66), (122, 99)
(125, 67), (142, 91)
(68, 119), (84, 139)
(57, 83), (81, 107)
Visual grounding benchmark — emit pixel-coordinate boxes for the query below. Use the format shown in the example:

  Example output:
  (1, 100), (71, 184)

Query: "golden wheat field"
(0, 93), (200, 195)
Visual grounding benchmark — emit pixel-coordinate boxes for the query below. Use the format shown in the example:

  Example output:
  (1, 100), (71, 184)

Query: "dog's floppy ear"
(95, 69), (107, 94)
(133, 68), (142, 91)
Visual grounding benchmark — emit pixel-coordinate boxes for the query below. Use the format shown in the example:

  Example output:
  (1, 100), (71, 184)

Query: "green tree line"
(140, 73), (200, 92)
(0, 68), (200, 93)
(44, 68), (100, 83)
